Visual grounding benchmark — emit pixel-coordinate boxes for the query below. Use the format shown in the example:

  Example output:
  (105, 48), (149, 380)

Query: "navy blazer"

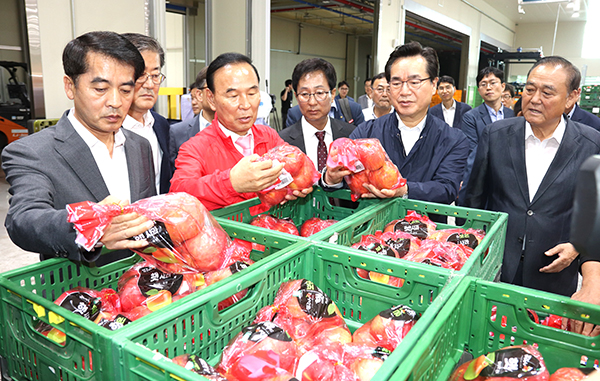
(459, 103), (514, 201)
(349, 113), (469, 204)
(169, 114), (201, 169)
(571, 104), (600, 131)
(286, 98), (365, 128)
(429, 100), (472, 130)
(279, 118), (355, 154)
(151, 110), (174, 194)
(464, 117), (600, 296)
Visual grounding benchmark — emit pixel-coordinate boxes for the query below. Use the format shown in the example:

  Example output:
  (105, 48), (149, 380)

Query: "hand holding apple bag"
(325, 138), (407, 201)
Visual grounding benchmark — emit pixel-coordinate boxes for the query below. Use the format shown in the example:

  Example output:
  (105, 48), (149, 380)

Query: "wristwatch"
(402, 185), (409, 199)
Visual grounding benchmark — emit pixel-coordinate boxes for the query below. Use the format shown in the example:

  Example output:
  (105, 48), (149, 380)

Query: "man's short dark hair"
(438, 75), (455, 88)
(476, 67), (504, 85)
(371, 72), (386, 84)
(385, 41), (439, 84)
(527, 56), (581, 93)
(285, 79), (292, 87)
(193, 66), (208, 89)
(291, 58), (337, 93)
(206, 52), (260, 93)
(364, 77), (372, 84)
(338, 80), (349, 89)
(121, 33), (165, 68)
(504, 83), (516, 98)
(63, 31), (145, 85)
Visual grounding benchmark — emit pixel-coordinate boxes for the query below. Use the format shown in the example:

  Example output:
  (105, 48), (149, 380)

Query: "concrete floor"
(0, 169), (39, 274)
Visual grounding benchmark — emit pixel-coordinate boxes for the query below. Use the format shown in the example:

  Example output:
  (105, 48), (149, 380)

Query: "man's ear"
(431, 77), (439, 96)
(207, 89), (217, 112)
(331, 88), (337, 98)
(64, 75), (75, 101)
(566, 88), (579, 112)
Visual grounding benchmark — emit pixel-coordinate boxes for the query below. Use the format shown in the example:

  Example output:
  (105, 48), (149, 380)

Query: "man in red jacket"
(170, 53), (312, 211)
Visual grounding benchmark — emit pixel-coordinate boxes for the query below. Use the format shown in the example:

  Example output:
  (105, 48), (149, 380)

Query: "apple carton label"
(184, 355), (224, 378)
(131, 221), (174, 249)
(229, 261), (250, 274)
(380, 305), (417, 322)
(293, 280), (337, 319)
(241, 321), (292, 343)
(447, 232), (478, 249)
(384, 238), (411, 258)
(357, 242), (396, 258)
(465, 348), (542, 380)
(373, 346), (392, 361)
(97, 314), (132, 331)
(60, 292), (102, 321)
(138, 266), (183, 297)
(393, 220), (429, 239)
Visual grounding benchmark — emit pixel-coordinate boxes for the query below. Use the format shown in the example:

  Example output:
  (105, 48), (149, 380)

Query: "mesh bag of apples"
(170, 279), (419, 381)
(327, 138), (407, 201)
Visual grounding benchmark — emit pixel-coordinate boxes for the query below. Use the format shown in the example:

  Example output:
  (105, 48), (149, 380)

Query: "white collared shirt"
(301, 117), (334, 170)
(442, 99), (456, 127)
(198, 110), (212, 132)
(122, 111), (162, 193)
(525, 117), (566, 202)
(485, 103), (504, 123)
(68, 108), (131, 202)
(218, 121), (254, 156)
(362, 106), (393, 122)
(396, 113), (426, 156)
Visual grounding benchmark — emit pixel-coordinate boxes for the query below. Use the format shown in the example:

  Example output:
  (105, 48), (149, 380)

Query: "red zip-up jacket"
(170, 117), (284, 212)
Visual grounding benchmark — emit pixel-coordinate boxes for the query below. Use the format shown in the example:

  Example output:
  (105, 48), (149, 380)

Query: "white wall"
(270, 17), (348, 109)
(513, 21), (600, 80)
(211, 0), (246, 58)
(38, 0), (146, 118)
(165, 12), (185, 88)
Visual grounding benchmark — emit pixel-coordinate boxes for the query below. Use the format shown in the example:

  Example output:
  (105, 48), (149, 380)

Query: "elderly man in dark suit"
(429, 75), (471, 129)
(280, 58), (355, 171)
(121, 33), (173, 194)
(2, 31), (156, 265)
(464, 56), (600, 296)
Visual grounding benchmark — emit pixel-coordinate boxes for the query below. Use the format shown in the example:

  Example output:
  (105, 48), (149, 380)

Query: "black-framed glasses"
(297, 90), (331, 102)
(372, 86), (390, 94)
(137, 72), (166, 85)
(389, 77), (431, 91)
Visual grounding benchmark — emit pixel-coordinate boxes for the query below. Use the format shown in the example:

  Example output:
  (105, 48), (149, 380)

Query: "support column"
(374, 0), (405, 74)
(251, 0), (271, 92)
(208, 0), (246, 60)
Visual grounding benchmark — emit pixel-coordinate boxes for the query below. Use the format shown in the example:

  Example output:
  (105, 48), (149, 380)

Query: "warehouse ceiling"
(483, 0), (589, 24)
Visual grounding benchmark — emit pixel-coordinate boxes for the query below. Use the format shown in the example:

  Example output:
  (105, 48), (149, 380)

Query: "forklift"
(0, 61), (30, 151)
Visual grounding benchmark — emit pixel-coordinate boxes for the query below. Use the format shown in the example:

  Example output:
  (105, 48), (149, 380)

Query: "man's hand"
(98, 196), (154, 251)
(283, 187), (314, 203)
(324, 165), (352, 186)
(230, 154), (284, 193)
(563, 261), (600, 336)
(360, 183), (408, 199)
(539, 243), (578, 273)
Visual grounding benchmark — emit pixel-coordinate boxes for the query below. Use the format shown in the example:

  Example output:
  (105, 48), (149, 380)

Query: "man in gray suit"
(464, 56), (600, 296)
(357, 77), (372, 109)
(279, 58), (355, 171)
(169, 66), (214, 167)
(2, 31), (156, 264)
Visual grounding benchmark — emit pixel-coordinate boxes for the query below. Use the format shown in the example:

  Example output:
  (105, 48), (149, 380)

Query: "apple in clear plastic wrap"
(367, 160), (402, 190)
(205, 261), (253, 310)
(346, 170), (371, 201)
(184, 226), (229, 271)
(299, 217), (337, 237)
(258, 188), (288, 208)
(250, 214), (299, 236)
(288, 157), (318, 190)
(352, 305), (418, 351)
(355, 139), (386, 171)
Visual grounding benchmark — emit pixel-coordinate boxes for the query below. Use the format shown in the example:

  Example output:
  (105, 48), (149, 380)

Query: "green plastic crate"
(115, 242), (464, 381)
(394, 277), (600, 380)
(211, 187), (385, 241)
(322, 197), (508, 281)
(0, 220), (303, 381)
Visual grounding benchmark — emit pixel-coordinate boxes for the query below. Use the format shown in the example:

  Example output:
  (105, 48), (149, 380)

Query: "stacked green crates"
(0, 220), (303, 381)
(393, 277), (600, 380)
(320, 197), (508, 281)
(115, 243), (464, 381)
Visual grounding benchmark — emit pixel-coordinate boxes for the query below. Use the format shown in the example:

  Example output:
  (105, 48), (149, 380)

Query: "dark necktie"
(315, 131), (327, 171)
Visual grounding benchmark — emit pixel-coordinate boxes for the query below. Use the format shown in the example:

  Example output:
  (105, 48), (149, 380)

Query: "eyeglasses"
(478, 80), (500, 88)
(502, 94), (512, 100)
(137, 72), (166, 85)
(389, 77), (431, 91)
(372, 86), (390, 94)
(297, 90), (331, 102)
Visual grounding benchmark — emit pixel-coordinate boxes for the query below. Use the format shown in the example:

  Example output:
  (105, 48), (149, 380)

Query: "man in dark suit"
(464, 56), (600, 296)
(429, 75), (471, 129)
(169, 66), (214, 167)
(323, 41), (468, 205)
(122, 33), (173, 194)
(567, 101), (600, 131)
(279, 58), (355, 171)
(285, 85), (365, 127)
(2, 31), (156, 264)
(460, 67), (514, 201)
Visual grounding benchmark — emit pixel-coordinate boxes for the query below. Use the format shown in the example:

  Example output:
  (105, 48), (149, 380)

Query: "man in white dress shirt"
(362, 73), (393, 122)
(279, 58), (355, 171)
(428, 75), (471, 130)
(122, 33), (173, 194)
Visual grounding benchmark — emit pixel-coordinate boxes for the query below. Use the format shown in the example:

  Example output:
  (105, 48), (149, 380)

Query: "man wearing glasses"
(323, 41), (468, 206)
(279, 58), (355, 171)
(429, 75), (471, 130)
(362, 72), (394, 122)
(122, 33), (173, 194)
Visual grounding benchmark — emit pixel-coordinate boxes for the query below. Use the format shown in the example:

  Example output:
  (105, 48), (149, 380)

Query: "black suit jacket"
(571, 104), (600, 131)
(286, 98), (365, 128)
(464, 117), (600, 296)
(169, 114), (202, 169)
(2, 112), (156, 263)
(429, 101), (472, 130)
(279, 118), (355, 154)
(151, 110), (174, 194)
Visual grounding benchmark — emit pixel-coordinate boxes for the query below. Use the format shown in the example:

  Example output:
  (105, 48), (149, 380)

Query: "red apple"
(288, 157), (318, 190)
(184, 226), (229, 272)
(356, 139), (386, 171)
(300, 217), (337, 237)
(367, 160), (402, 190)
(347, 171), (371, 201)
(258, 188), (288, 207)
